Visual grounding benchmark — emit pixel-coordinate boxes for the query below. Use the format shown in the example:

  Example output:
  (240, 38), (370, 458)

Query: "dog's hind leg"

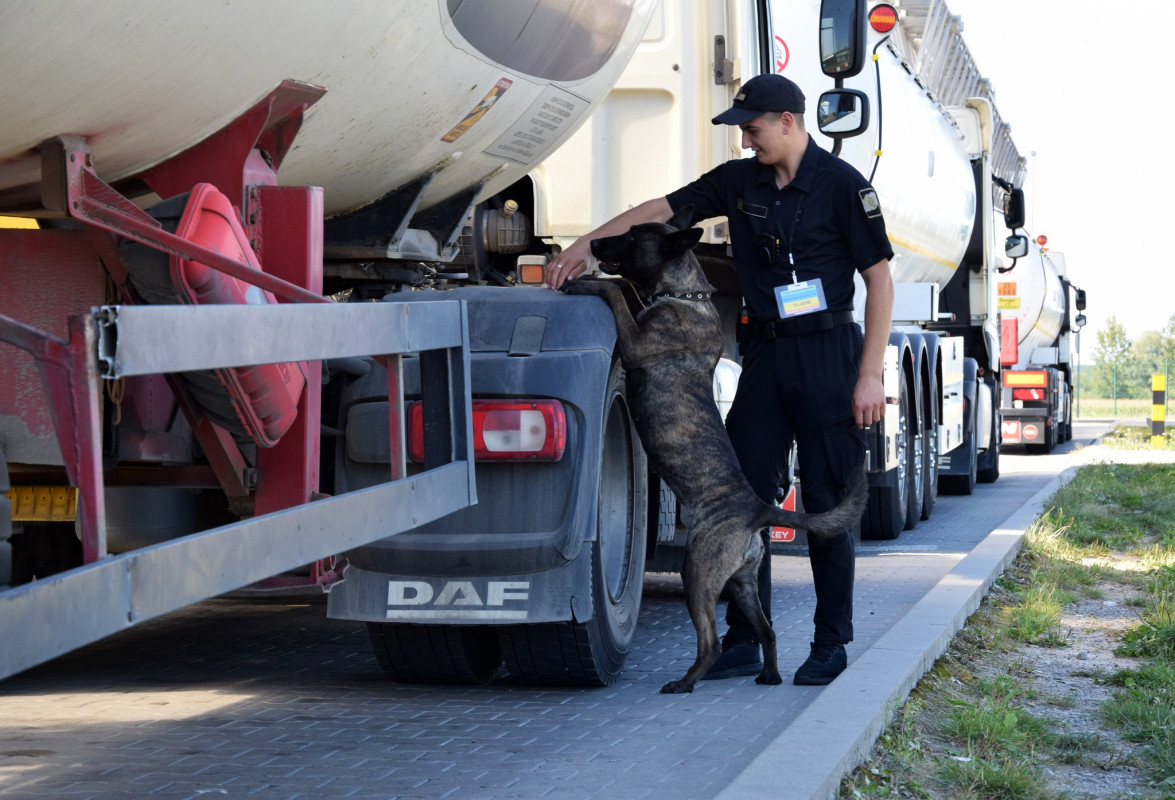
(660, 569), (723, 694)
(726, 564), (782, 686)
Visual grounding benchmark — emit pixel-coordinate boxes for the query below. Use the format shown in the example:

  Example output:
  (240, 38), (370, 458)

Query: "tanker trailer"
(779, 0), (1029, 529)
(0, 0), (659, 684)
(533, 0), (1028, 543)
(998, 238), (1086, 452)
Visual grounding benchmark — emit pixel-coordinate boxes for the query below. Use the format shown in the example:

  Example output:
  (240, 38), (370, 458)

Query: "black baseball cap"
(711, 74), (806, 125)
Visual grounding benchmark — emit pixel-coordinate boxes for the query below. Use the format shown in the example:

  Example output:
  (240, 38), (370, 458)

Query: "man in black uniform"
(546, 74), (893, 686)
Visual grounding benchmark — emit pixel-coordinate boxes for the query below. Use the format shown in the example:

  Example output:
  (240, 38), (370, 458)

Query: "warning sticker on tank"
(485, 86), (590, 166)
(442, 78), (514, 143)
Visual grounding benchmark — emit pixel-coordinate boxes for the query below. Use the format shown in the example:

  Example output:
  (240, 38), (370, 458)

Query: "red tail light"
(408, 399), (567, 462)
(1012, 388), (1046, 402)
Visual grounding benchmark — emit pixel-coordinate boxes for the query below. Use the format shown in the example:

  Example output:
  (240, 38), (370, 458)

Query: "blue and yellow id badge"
(774, 278), (828, 318)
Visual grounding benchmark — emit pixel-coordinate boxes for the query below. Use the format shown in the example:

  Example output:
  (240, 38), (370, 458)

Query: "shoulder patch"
(859, 188), (882, 219)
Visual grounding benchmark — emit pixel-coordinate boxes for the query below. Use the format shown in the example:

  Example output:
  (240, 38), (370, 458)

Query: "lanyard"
(784, 191), (806, 284)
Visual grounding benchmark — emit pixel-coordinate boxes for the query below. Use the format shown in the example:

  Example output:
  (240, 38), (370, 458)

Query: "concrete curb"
(716, 467), (1079, 800)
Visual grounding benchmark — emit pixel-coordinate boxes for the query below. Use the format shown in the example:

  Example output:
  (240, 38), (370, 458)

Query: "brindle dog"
(561, 206), (867, 694)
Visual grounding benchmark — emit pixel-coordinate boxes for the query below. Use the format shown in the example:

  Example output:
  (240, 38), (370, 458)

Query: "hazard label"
(442, 78), (513, 144)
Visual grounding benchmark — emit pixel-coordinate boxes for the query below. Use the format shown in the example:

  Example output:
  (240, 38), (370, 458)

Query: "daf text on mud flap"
(386, 580), (530, 619)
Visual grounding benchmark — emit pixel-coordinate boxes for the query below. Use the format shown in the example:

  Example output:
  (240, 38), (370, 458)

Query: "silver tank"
(0, 0), (656, 217)
(1002, 247), (1066, 366)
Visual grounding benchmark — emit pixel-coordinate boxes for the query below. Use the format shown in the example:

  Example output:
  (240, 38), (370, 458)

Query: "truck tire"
(977, 388), (1000, 484)
(862, 378), (911, 540)
(941, 395), (978, 495)
(920, 387), (939, 521)
(1027, 420), (1056, 454)
(644, 470), (684, 573)
(905, 376), (924, 530)
(366, 622), (502, 684)
(499, 361), (646, 686)
(1, 449), (10, 587)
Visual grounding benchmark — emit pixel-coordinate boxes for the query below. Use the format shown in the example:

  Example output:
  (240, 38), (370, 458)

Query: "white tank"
(775, 4), (977, 287)
(0, 0), (656, 217)
(1001, 247), (1066, 366)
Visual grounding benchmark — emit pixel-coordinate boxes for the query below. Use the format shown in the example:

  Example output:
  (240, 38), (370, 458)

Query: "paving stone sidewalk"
(1, 424), (1140, 800)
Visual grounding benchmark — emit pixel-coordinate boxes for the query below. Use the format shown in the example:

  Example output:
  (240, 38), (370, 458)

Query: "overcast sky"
(944, 0), (1174, 353)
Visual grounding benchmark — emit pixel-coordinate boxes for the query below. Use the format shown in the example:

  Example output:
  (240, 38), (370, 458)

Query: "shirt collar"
(752, 134), (822, 192)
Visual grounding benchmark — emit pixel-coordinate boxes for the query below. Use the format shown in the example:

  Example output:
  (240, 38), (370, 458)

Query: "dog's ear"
(660, 226), (704, 260)
(667, 205), (694, 231)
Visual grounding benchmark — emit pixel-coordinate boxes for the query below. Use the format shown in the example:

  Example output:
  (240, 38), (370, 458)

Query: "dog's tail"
(754, 468), (869, 540)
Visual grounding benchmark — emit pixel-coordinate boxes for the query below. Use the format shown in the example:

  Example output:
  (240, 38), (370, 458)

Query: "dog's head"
(590, 206), (704, 290)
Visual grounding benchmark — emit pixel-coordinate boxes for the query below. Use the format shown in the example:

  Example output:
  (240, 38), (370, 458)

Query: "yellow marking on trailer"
(0, 216), (38, 229)
(886, 233), (959, 270)
(1004, 371), (1047, 388)
(5, 487), (78, 522)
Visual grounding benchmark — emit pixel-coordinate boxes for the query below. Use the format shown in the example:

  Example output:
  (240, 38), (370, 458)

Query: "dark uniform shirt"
(665, 135), (894, 320)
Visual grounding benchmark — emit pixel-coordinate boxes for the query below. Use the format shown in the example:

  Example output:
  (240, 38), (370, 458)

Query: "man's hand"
(544, 239), (591, 290)
(856, 259), (894, 429)
(852, 373), (886, 429)
(543, 197), (675, 290)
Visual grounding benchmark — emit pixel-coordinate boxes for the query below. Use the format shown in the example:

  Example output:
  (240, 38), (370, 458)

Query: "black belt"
(746, 309), (855, 339)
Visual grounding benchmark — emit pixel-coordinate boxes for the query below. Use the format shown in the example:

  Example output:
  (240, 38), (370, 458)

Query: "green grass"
(1101, 424), (1175, 451)
(1047, 463), (1175, 549)
(1003, 583), (1064, 645)
(1100, 660), (1175, 784)
(937, 754), (1052, 800)
(838, 427), (1175, 799)
(1076, 396), (1173, 424)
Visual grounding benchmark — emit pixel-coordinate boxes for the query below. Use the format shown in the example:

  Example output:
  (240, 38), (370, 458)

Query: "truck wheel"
(366, 622), (502, 684)
(941, 396), (978, 495)
(499, 361), (646, 686)
(1028, 420), (1057, 454)
(920, 389), (939, 521)
(977, 395), (1000, 484)
(904, 377), (924, 531)
(862, 379), (910, 540)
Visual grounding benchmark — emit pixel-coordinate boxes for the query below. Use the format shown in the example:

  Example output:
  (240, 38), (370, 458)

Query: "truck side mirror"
(817, 90), (870, 138)
(1004, 234), (1028, 259)
(1075, 288), (1086, 311)
(1003, 187), (1025, 229)
(819, 0), (867, 78)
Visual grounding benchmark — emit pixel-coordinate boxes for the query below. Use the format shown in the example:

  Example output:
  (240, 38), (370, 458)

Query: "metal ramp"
(888, 0), (1027, 188)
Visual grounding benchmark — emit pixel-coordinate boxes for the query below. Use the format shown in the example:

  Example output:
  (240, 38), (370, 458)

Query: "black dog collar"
(647, 291), (713, 302)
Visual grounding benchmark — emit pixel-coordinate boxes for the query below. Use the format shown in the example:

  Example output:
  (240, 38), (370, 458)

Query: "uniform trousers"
(723, 321), (867, 646)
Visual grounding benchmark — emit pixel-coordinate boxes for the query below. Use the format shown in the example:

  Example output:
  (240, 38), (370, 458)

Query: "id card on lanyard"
(775, 278), (828, 318)
(772, 189), (828, 318)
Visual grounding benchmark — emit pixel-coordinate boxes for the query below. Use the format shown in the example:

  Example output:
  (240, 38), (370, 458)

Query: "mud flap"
(326, 550), (594, 626)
